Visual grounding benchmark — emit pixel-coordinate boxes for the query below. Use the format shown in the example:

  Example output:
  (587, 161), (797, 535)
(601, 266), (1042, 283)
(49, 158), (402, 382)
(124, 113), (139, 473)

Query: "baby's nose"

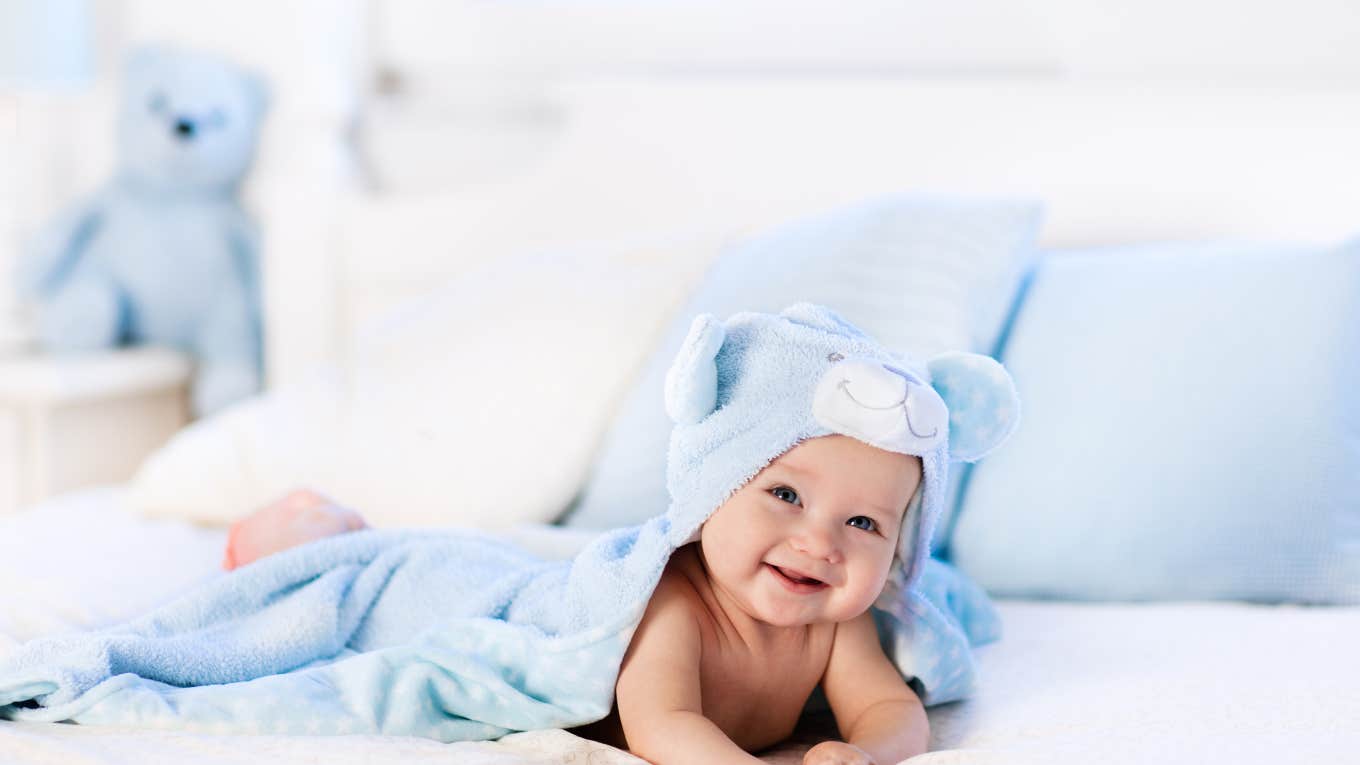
(790, 523), (842, 564)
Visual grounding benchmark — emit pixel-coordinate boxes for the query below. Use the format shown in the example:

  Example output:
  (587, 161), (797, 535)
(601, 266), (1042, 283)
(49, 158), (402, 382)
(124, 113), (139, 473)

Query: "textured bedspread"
(4, 490), (1358, 764)
(917, 600), (1360, 764)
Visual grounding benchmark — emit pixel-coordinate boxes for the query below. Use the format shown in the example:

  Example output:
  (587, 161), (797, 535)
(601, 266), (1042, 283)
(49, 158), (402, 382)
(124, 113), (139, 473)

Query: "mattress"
(2, 489), (1357, 764)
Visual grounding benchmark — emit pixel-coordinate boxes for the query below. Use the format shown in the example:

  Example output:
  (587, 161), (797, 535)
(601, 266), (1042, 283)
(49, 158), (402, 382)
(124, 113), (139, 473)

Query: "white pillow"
(129, 232), (728, 528)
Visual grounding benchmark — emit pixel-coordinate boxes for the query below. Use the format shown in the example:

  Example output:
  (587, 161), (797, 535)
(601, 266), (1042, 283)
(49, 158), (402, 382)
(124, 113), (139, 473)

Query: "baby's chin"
(753, 609), (862, 629)
(749, 612), (821, 630)
(751, 594), (875, 628)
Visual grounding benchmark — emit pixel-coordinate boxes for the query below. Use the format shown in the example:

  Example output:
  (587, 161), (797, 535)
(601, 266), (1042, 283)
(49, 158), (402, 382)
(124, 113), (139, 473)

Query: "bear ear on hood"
(664, 314), (726, 425)
(926, 351), (1020, 463)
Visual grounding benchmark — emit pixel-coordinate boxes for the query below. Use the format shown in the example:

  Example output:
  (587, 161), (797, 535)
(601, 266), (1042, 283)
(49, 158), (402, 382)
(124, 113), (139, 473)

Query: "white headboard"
(261, 75), (1360, 387)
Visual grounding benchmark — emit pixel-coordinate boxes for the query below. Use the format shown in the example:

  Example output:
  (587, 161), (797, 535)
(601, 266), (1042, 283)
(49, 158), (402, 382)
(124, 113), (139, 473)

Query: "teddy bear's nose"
(812, 356), (949, 450)
(174, 118), (197, 140)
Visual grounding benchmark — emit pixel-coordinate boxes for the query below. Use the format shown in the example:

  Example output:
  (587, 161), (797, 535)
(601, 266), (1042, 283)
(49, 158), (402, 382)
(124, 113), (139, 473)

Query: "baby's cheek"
(856, 552), (898, 604)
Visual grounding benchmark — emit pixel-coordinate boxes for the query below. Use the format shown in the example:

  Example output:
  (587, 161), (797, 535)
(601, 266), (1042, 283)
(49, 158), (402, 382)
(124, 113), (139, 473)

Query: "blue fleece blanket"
(0, 518), (995, 738)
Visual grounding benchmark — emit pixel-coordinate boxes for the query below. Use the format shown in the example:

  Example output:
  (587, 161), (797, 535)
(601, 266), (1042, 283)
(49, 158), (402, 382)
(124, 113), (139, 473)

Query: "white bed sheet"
(2, 489), (1357, 764)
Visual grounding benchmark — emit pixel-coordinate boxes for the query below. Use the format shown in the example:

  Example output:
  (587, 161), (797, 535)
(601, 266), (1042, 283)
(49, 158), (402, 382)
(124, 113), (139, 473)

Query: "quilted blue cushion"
(949, 239), (1360, 603)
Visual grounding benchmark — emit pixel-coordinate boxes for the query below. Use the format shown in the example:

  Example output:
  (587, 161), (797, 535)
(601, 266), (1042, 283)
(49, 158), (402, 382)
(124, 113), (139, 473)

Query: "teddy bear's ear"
(926, 351), (1020, 463)
(664, 314), (726, 425)
(779, 303), (869, 341)
(125, 44), (170, 82)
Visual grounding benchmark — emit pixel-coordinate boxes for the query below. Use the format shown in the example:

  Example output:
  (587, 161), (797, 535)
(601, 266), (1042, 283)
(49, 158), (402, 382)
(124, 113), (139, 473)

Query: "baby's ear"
(664, 314), (726, 424)
(926, 351), (1020, 462)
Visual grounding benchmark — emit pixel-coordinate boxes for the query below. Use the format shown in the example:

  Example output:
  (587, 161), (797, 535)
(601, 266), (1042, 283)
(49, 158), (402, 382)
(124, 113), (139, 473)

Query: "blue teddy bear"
(16, 45), (268, 416)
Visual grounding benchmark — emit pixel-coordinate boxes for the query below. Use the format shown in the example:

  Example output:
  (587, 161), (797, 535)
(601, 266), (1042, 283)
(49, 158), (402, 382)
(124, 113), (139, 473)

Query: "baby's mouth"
(766, 563), (827, 589)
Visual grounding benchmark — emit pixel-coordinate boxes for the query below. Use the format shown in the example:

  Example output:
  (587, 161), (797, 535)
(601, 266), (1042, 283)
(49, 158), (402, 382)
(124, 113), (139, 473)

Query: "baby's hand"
(802, 741), (877, 765)
(222, 489), (367, 570)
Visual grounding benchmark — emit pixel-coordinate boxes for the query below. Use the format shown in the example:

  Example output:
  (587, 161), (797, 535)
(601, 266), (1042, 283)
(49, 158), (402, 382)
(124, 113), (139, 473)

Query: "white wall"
(373, 0), (1060, 77)
(9, 0), (1360, 211)
(1034, 0), (1360, 83)
(370, 0), (1360, 82)
(11, 0), (1360, 203)
(3, 0), (1358, 348)
(0, 92), (20, 352)
(363, 0), (1360, 192)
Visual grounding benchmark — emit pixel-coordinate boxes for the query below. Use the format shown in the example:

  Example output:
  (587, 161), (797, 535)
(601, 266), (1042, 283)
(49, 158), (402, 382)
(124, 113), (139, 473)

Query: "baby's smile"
(765, 563), (829, 594)
(698, 434), (922, 630)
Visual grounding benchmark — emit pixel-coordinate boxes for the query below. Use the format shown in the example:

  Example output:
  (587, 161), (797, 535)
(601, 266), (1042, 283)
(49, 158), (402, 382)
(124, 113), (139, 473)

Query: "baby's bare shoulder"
(644, 564), (704, 623)
(615, 550), (707, 732)
(625, 547), (709, 661)
(646, 544), (708, 609)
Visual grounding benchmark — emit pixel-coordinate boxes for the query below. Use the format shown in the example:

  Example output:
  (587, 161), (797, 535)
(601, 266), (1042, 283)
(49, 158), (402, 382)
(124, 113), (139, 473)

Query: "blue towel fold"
(0, 522), (993, 737)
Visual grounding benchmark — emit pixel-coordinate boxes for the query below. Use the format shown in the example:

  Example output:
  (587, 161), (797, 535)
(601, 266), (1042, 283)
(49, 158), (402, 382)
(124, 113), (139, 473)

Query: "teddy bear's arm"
(224, 210), (261, 310)
(182, 211), (263, 415)
(17, 196), (106, 297)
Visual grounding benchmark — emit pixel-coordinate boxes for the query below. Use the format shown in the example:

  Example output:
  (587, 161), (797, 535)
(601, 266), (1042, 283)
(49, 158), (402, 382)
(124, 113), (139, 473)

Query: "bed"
(6, 9), (1360, 762)
(4, 490), (1358, 764)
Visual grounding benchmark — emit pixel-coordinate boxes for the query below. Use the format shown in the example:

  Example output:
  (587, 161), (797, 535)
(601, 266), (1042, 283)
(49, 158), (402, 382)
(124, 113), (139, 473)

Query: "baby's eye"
(847, 516), (878, 533)
(770, 486), (801, 506)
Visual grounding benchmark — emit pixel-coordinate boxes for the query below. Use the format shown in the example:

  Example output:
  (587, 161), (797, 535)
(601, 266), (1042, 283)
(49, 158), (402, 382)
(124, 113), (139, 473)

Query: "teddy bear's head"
(117, 45), (268, 194)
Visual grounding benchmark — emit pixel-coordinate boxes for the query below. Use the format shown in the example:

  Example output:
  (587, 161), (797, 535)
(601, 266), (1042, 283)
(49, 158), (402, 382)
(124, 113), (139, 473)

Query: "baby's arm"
(614, 574), (763, 765)
(813, 610), (929, 765)
(222, 489), (368, 570)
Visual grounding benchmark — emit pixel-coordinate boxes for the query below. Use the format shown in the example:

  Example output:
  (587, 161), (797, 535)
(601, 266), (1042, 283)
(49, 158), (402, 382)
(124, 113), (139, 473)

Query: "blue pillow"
(561, 193), (1043, 531)
(949, 239), (1360, 603)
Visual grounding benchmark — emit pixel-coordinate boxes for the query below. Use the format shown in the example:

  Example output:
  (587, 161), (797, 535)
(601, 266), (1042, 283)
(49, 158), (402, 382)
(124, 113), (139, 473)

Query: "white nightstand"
(0, 347), (192, 515)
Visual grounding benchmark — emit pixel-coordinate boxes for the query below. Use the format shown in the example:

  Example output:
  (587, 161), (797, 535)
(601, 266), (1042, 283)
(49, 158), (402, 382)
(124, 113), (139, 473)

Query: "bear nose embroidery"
(174, 118), (197, 140)
(837, 378), (938, 439)
(832, 359), (909, 409)
(812, 356), (948, 450)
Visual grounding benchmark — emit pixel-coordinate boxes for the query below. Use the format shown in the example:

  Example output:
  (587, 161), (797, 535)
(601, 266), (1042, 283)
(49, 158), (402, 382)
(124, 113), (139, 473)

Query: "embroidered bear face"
(660, 303), (1020, 586)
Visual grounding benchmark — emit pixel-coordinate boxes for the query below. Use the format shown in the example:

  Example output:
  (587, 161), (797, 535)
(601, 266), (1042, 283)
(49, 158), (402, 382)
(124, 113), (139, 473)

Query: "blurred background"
(5, 0), (1360, 323)
(1, 8), (1359, 760)
(1, 1), (1357, 514)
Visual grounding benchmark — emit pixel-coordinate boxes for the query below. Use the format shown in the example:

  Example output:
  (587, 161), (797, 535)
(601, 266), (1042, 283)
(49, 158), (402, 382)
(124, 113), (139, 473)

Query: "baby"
(222, 304), (1017, 765)
(225, 436), (925, 764)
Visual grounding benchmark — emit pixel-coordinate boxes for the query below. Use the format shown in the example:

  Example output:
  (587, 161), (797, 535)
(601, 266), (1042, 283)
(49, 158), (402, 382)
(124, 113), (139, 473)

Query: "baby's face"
(697, 434), (922, 628)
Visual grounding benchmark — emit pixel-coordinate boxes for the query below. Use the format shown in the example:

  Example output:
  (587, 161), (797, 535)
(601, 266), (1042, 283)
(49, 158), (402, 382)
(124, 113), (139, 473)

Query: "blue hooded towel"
(0, 304), (1019, 738)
